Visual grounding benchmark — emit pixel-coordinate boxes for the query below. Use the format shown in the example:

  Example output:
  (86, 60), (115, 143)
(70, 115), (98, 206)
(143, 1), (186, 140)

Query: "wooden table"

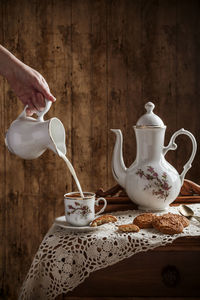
(56, 180), (200, 300)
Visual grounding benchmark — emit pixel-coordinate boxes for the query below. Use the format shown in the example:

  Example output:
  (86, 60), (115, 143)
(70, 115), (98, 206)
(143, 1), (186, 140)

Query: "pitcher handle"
(95, 197), (107, 216)
(163, 128), (197, 185)
(36, 99), (52, 121)
(18, 99), (52, 121)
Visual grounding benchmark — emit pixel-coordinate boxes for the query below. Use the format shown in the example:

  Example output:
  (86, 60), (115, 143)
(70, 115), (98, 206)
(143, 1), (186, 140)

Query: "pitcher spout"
(48, 118), (67, 156)
(111, 129), (127, 188)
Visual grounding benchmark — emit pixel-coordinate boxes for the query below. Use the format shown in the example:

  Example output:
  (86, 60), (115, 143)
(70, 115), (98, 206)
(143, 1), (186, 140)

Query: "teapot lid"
(136, 102), (165, 127)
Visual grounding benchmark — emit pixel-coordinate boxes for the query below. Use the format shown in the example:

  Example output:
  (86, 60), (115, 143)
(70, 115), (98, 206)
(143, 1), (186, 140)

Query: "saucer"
(54, 216), (100, 232)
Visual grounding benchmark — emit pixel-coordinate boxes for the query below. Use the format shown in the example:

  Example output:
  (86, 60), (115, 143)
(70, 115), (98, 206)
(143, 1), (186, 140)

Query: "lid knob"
(136, 102), (165, 127)
(145, 102), (155, 114)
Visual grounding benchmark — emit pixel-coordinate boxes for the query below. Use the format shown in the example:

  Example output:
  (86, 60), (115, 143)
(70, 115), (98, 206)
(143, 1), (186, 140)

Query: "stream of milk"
(58, 150), (84, 198)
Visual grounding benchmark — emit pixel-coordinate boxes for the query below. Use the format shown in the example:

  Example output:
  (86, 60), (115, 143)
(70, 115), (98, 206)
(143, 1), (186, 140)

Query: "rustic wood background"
(0, 0), (200, 299)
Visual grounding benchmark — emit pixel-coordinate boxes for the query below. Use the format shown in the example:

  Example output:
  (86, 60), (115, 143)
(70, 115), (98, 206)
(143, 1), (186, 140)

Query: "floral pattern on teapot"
(136, 166), (172, 201)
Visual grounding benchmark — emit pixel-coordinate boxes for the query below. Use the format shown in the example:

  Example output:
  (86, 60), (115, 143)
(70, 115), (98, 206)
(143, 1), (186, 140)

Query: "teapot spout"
(111, 129), (127, 188)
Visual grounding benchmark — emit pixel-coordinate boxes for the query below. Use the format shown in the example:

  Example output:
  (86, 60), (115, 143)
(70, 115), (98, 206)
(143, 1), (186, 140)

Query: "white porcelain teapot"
(5, 100), (66, 159)
(111, 102), (197, 210)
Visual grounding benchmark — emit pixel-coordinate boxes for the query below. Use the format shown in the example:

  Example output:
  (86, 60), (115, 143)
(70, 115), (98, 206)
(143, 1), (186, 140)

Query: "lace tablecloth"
(19, 204), (200, 300)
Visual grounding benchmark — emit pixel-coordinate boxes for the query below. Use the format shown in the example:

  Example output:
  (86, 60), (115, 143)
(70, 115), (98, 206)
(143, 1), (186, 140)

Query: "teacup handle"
(95, 197), (107, 216)
(163, 128), (197, 185)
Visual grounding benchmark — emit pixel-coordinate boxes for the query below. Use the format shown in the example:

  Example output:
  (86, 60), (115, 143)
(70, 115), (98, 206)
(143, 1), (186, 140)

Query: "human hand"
(0, 45), (56, 116)
(7, 62), (56, 116)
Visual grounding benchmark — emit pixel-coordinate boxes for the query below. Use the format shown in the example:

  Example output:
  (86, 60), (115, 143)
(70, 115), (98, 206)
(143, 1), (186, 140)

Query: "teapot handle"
(18, 99), (52, 121)
(163, 128), (197, 185)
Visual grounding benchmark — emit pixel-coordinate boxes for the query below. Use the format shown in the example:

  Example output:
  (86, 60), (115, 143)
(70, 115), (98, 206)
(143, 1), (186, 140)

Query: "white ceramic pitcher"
(5, 100), (66, 159)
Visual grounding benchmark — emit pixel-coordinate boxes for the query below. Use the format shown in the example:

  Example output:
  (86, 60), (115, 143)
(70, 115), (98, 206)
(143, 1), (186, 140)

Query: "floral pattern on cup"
(64, 192), (107, 226)
(136, 166), (172, 201)
(66, 202), (92, 218)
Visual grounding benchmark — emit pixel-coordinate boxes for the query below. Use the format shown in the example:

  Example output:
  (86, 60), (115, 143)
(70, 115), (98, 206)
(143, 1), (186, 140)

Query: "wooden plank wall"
(0, 0), (200, 299)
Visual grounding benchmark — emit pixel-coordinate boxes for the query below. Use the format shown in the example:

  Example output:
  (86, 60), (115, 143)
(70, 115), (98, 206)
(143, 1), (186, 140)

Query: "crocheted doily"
(19, 204), (200, 300)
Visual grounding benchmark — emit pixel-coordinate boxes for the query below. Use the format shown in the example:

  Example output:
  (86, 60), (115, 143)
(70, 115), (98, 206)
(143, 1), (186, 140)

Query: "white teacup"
(64, 192), (107, 226)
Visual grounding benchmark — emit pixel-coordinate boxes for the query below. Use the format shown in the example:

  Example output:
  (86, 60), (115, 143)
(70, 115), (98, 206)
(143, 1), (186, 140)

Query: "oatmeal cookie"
(90, 215), (117, 227)
(118, 224), (140, 233)
(152, 214), (184, 235)
(164, 212), (190, 228)
(133, 213), (155, 228)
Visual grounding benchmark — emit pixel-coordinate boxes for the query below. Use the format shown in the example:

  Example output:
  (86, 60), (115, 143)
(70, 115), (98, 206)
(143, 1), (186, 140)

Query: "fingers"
(41, 77), (50, 91)
(31, 92), (41, 112)
(26, 108), (33, 116)
(25, 92), (46, 116)
(41, 85), (56, 102)
(26, 99), (37, 116)
(36, 92), (46, 109)
(35, 77), (56, 103)
(31, 92), (45, 111)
